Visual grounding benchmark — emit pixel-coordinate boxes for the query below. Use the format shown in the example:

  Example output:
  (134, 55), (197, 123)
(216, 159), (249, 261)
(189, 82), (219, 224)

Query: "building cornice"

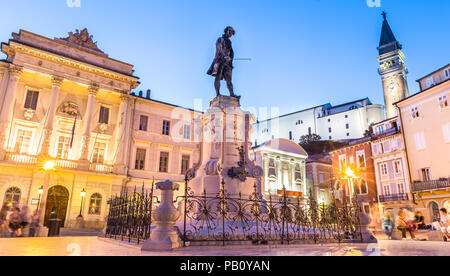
(4, 41), (140, 89)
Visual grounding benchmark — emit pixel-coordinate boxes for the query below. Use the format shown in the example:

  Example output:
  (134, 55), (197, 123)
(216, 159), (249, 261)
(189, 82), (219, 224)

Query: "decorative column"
(79, 83), (99, 162)
(40, 76), (64, 156)
(263, 155), (269, 193)
(113, 93), (129, 173)
(141, 180), (181, 251)
(277, 157), (283, 190)
(0, 65), (23, 159)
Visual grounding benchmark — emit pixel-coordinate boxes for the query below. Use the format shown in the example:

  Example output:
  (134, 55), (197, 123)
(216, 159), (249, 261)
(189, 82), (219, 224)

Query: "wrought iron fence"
(105, 178), (363, 247)
(180, 179), (363, 246)
(105, 182), (155, 244)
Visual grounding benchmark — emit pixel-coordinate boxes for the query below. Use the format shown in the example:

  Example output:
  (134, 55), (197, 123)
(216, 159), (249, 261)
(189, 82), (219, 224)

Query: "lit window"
(56, 136), (71, 159)
(359, 180), (368, 194)
(88, 193), (102, 215)
(135, 148), (146, 170)
(356, 151), (366, 168)
(438, 95), (448, 109)
(394, 160), (402, 174)
(3, 187), (21, 206)
(24, 91), (39, 110)
(383, 185), (391, 196)
(421, 168), (432, 182)
(14, 129), (32, 154)
(92, 142), (106, 164)
(159, 152), (169, 173)
(139, 115), (148, 131)
(99, 106), (110, 124)
(397, 183), (405, 194)
(162, 120), (170, 136)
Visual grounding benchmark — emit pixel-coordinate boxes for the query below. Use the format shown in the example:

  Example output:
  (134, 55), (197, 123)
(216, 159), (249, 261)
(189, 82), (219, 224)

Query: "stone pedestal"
(189, 95), (263, 197)
(354, 196), (377, 243)
(141, 180), (181, 251)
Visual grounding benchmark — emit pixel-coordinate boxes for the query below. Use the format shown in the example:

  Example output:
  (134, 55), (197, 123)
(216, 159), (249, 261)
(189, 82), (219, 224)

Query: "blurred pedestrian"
(19, 206), (31, 236)
(381, 211), (394, 239)
(28, 209), (40, 237)
(9, 207), (23, 237)
(0, 204), (9, 236)
(396, 209), (416, 240)
(415, 211), (430, 230)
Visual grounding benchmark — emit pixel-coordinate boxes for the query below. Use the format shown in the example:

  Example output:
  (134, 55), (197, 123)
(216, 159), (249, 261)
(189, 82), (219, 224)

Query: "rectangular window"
(380, 163), (388, 176)
(397, 183), (405, 194)
(24, 91), (39, 110)
(438, 95), (448, 109)
(356, 151), (366, 168)
(394, 160), (402, 175)
(14, 129), (32, 154)
(414, 133), (427, 150)
(319, 173), (324, 184)
(308, 127), (312, 135)
(181, 155), (190, 175)
(346, 124), (349, 129)
(425, 77), (435, 88)
(159, 152), (169, 173)
(289, 131), (293, 140)
(444, 68), (450, 79)
(421, 168), (432, 182)
(162, 120), (170, 136)
(383, 185), (391, 196)
(135, 148), (146, 170)
(92, 142), (106, 164)
(411, 107), (420, 119)
(139, 115), (148, 131)
(56, 136), (70, 159)
(183, 125), (191, 140)
(99, 106), (110, 124)
(339, 155), (346, 171)
(329, 128), (332, 133)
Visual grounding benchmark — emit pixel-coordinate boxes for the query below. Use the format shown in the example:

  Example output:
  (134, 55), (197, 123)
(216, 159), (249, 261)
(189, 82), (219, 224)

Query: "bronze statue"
(207, 26), (238, 98)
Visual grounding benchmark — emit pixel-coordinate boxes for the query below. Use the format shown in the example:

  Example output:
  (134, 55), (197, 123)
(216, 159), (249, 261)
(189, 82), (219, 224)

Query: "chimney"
(146, 89), (151, 99)
(138, 91), (143, 97)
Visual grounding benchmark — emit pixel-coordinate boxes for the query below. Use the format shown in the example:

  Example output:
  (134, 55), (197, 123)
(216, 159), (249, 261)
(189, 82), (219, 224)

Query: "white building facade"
(252, 98), (384, 146)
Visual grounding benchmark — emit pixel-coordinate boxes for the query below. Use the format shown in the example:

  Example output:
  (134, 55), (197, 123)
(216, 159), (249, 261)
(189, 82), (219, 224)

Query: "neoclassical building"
(251, 139), (309, 200)
(0, 29), (201, 229)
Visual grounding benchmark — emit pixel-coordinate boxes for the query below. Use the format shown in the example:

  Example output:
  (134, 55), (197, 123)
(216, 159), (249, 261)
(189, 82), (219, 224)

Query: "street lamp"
(36, 186), (44, 212)
(342, 167), (359, 205)
(78, 189), (86, 218)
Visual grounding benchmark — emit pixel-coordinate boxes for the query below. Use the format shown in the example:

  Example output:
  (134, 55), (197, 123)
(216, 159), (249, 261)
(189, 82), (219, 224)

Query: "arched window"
(429, 202), (440, 222)
(3, 187), (21, 206)
(88, 193), (102, 215)
(359, 180), (368, 194)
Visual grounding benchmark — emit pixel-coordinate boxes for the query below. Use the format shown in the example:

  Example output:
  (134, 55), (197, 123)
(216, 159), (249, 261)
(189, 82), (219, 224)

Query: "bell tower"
(377, 12), (409, 119)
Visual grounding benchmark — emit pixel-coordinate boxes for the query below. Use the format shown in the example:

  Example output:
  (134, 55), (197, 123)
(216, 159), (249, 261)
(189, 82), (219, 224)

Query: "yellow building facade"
(0, 29), (200, 230)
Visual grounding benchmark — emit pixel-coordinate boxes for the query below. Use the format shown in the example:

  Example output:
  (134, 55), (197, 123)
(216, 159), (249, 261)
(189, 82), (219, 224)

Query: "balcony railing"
(412, 179), (450, 192)
(3, 152), (114, 174)
(379, 193), (409, 203)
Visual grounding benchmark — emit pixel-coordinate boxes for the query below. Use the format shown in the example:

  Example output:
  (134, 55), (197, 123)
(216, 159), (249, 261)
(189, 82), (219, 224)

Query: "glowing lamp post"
(78, 189), (86, 218)
(36, 186), (44, 212)
(342, 167), (359, 205)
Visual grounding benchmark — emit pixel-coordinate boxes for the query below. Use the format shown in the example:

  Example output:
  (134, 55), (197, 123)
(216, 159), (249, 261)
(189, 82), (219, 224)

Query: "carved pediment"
(59, 28), (104, 54)
(58, 102), (81, 117)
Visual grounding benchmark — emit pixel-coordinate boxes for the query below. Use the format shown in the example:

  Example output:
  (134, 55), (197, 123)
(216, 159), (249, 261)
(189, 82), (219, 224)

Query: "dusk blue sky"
(1, 0), (449, 116)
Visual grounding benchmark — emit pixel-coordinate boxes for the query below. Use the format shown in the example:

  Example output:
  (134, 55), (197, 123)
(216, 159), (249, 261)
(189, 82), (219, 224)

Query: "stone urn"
(142, 180), (181, 251)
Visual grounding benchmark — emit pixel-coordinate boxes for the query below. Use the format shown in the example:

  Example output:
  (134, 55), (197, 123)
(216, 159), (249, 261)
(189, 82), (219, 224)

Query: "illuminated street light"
(36, 186), (44, 212)
(78, 189), (87, 218)
(43, 161), (55, 171)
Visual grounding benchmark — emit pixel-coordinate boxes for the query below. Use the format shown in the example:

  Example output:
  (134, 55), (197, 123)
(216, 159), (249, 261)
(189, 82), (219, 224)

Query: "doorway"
(44, 185), (70, 228)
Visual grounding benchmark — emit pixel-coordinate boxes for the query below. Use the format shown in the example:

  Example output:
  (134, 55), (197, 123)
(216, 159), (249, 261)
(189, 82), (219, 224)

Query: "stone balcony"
(378, 193), (409, 203)
(4, 152), (114, 174)
(412, 179), (450, 193)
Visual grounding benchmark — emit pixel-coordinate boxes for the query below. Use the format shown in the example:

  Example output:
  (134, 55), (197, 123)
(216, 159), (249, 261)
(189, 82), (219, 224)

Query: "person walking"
(381, 211), (394, 239)
(9, 207), (23, 237)
(19, 206), (31, 236)
(28, 210), (40, 237)
(396, 209), (416, 240)
(0, 205), (9, 237)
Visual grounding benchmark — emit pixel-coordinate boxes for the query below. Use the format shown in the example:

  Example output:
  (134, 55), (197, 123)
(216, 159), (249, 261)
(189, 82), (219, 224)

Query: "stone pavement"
(0, 237), (449, 256)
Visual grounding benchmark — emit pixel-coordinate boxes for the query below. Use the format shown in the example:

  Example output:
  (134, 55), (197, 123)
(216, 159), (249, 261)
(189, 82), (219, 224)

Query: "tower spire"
(378, 11), (402, 55)
(376, 12), (409, 119)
